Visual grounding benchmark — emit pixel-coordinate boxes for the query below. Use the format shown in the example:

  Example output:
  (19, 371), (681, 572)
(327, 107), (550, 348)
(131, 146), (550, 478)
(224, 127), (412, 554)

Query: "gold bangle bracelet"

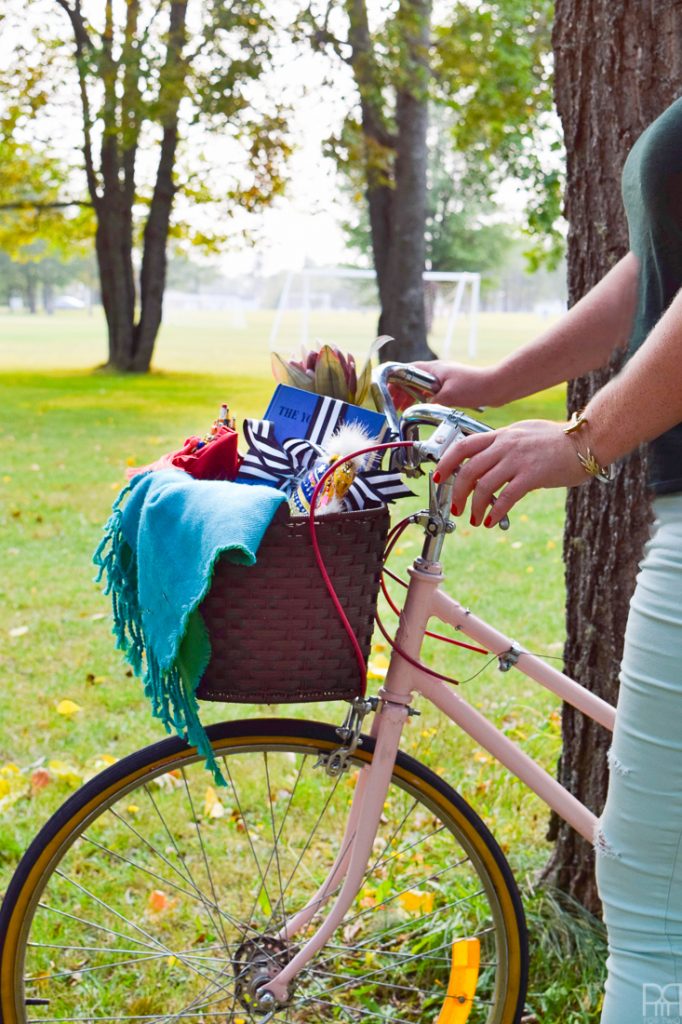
(563, 410), (613, 483)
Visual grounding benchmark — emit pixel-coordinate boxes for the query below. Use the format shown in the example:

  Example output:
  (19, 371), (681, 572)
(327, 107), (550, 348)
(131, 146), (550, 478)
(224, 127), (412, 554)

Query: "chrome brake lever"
(417, 416), (511, 531)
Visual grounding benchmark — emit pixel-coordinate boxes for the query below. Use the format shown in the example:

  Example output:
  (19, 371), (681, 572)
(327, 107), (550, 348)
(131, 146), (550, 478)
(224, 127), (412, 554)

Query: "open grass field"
(0, 309), (606, 1019)
(0, 306), (560, 373)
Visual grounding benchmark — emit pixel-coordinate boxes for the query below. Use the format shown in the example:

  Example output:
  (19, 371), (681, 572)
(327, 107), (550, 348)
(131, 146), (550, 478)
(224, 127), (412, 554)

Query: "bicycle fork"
(259, 561), (442, 1012)
(259, 695), (411, 1008)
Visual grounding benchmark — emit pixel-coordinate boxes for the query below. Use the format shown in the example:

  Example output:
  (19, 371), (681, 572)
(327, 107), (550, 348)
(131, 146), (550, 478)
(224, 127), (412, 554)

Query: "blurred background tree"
(0, 0), (291, 371)
(300, 0), (558, 360)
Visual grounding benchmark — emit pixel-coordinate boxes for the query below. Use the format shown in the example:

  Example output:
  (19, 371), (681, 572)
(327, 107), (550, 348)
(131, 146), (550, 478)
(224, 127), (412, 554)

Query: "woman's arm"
(487, 250), (639, 404)
(403, 251), (639, 410)
(435, 282), (682, 528)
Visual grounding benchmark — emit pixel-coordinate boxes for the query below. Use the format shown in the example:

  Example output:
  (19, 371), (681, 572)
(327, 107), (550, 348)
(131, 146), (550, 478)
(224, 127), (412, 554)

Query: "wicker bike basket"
(196, 503), (390, 704)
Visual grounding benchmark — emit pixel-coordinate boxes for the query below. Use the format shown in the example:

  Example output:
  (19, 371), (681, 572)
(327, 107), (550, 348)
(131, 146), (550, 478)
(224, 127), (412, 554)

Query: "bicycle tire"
(0, 718), (528, 1024)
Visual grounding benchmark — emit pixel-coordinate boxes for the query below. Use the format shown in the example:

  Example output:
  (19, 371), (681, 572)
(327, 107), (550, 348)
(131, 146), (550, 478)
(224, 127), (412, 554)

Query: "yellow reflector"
(435, 937), (480, 1024)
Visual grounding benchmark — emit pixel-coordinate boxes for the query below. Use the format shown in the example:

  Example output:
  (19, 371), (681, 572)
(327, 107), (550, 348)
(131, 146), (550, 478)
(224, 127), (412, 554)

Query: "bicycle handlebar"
(371, 361), (496, 470)
(371, 362), (510, 531)
(370, 361), (440, 437)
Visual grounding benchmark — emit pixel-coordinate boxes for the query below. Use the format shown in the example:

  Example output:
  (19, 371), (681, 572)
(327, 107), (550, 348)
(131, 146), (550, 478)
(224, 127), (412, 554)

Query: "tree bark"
(132, 0), (186, 372)
(346, 0), (434, 362)
(543, 0), (682, 913)
(23, 265), (37, 314)
(378, 31), (432, 361)
(58, 0), (185, 373)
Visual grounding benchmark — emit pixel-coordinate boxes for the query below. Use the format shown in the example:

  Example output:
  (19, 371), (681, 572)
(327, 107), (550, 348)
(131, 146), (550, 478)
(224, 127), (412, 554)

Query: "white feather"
(325, 423), (377, 471)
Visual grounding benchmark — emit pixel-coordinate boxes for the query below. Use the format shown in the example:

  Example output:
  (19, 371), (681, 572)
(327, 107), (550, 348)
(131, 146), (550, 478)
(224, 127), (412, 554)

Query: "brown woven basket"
(196, 504), (390, 703)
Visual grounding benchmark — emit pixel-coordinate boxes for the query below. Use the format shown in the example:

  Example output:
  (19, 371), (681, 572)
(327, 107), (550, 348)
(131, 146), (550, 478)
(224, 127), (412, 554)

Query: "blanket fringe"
(93, 484), (225, 785)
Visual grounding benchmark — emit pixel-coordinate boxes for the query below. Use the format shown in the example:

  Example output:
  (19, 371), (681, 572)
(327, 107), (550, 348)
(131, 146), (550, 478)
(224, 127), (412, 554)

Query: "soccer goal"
(268, 267), (481, 360)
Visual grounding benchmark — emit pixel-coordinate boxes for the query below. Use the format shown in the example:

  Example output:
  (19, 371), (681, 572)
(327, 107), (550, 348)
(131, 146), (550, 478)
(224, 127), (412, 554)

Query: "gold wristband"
(563, 411), (613, 483)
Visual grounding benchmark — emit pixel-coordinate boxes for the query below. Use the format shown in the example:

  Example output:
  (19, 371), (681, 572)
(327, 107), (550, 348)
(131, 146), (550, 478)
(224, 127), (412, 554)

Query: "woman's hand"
(434, 420), (589, 527)
(389, 360), (501, 411)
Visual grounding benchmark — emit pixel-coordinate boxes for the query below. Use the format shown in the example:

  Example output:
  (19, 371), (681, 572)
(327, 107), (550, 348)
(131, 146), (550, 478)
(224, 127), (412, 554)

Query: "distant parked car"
(54, 295), (86, 310)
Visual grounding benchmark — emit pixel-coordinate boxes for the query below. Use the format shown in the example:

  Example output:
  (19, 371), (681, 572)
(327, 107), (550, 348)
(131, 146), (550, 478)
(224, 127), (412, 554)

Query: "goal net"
(268, 268), (480, 361)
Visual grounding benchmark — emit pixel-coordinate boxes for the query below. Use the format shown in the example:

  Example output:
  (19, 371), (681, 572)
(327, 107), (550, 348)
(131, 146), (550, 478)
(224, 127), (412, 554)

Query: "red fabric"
(127, 426), (241, 481)
(173, 427), (241, 480)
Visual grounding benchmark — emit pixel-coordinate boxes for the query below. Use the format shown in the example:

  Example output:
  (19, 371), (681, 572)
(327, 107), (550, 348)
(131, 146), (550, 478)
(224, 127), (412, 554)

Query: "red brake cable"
(306, 440), (488, 696)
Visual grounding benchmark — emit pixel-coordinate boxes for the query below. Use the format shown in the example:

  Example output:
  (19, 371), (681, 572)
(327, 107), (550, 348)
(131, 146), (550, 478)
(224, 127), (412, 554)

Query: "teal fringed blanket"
(94, 469), (287, 782)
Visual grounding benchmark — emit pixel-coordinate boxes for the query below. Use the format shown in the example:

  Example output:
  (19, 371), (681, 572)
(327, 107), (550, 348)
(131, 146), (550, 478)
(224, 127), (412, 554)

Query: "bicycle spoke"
(25, 947), (229, 984)
(78, 835), (216, 907)
(179, 767), (231, 956)
(36, 904), (159, 952)
(325, 889), (487, 958)
(110, 795), (228, 941)
(8, 731), (524, 1024)
(221, 755), (275, 942)
(48, 871), (235, 998)
(263, 751), (290, 938)
(366, 795), (419, 878)
(27, 1014), (245, 1022)
(264, 765), (344, 929)
(371, 823), (448, 876)
(288, 990), (423, 1024)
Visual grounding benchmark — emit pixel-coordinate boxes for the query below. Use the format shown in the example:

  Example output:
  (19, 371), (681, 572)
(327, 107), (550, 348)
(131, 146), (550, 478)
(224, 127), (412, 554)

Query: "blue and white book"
(264, 385), (389, 449)
(238, 385), (390, 487)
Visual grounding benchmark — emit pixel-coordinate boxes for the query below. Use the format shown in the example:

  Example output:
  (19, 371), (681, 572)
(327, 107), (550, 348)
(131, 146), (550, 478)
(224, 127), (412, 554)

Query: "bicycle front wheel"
(0, 718), (528, 1024)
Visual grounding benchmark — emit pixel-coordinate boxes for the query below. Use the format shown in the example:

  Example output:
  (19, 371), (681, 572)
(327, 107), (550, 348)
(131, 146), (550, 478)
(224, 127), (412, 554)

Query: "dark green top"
(622, 96), (682, 493)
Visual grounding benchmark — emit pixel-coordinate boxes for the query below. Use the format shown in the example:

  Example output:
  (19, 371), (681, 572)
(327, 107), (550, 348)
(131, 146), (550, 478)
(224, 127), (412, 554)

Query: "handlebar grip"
(371, 362), (439, 437)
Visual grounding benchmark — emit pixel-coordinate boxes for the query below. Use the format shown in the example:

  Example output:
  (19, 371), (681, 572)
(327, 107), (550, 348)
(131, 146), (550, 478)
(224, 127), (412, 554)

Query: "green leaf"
(313, 345), (350, 400)
(355, 357), (372, 406)
(256, 887), (272, 918)
(368, 335), (393, 361)
(270, 352), (314, 391)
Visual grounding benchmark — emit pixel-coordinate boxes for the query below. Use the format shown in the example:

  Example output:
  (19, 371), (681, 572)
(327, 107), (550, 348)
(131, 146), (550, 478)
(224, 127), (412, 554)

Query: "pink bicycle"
(0, 363), (615, 1024)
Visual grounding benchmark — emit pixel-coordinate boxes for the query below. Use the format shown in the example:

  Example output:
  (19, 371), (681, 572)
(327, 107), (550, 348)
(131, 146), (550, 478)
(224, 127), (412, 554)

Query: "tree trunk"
(132, 133), (176, 372)
(24, 265), (37, 314)
(379, 38), (432, 362)
(542, 0), (682, 913)
(129, 0), (186, 373)
(43, 278), (54, 315)
(95, 199), (137, 371)
(347, 0), (434, 362)
(63, 0), (184, 374)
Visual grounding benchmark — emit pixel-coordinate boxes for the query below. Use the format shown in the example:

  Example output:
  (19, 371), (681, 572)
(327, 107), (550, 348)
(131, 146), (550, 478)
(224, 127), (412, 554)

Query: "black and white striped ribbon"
(239, 419), (322, 489)
(239, 417), (413, 508)
(343, 470), (413, 510)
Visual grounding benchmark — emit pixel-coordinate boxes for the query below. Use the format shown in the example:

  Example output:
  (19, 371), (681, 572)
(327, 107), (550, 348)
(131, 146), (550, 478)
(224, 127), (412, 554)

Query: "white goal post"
(269, 267), (481, 359)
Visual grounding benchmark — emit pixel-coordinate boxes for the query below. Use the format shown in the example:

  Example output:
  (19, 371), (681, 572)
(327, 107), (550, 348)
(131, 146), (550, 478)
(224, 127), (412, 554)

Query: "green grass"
(0, 307), (558, 372)
(0, 310), (607, 1019)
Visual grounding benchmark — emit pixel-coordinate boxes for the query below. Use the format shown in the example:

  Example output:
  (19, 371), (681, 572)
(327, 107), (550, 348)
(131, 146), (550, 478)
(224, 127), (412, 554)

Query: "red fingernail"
(470, 514), (477, 527)
(451, 503), (459, 516)
(433, 471), (441, 483)
(484, 515), (492, 528)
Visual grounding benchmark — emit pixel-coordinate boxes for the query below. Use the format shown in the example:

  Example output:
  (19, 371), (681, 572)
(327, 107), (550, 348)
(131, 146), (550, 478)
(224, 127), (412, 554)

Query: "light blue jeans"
(597, 494), (682, 1023)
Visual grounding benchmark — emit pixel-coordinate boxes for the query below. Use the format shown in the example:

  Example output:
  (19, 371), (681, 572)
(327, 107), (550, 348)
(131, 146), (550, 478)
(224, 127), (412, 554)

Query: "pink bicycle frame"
(263, 558), (616, 1005)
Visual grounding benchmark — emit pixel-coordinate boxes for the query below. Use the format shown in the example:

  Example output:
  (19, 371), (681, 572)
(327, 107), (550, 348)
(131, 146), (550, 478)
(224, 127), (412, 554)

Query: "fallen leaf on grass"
(56, 699), (82, 717)
(398, 890), (434, 914)
(31, 768), (52, 794)
(0, 763), (27, 812)
(204, 786), (226, 819)
(367, 653), (390, 680)
(146, 889), (177, 915)
(48, 760), (83, 787)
